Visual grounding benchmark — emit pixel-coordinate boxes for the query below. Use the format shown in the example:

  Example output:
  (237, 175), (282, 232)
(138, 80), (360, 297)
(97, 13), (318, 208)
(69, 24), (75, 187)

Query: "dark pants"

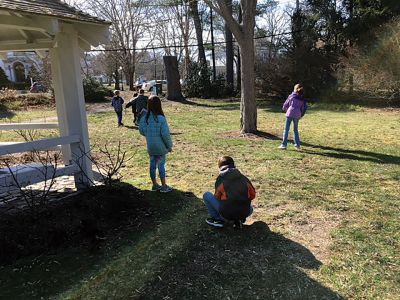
(116, 111), (123, 125)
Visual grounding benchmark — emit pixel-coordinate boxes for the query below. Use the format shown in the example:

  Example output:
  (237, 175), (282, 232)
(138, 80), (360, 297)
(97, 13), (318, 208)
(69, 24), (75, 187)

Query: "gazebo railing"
(0, 135), (83, 189)
(0, 123), (59, 131)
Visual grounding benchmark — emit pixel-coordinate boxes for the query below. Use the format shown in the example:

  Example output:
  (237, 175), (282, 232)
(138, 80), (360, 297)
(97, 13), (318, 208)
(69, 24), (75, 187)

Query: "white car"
(142, 80), (167, 92)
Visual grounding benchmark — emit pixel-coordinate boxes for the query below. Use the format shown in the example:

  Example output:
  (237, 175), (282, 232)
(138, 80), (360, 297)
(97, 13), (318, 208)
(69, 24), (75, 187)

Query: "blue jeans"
(203, 192), (253, 221)
(150, 155), (166, 180)
(282, 117), (300, 147)
(116, 111), (123, 125)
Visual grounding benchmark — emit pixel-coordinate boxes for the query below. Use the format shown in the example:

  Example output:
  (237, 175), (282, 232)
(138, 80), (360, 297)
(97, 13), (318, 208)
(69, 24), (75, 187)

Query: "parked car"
(29, 82), (47, 93)
(142, 80), (167, 92)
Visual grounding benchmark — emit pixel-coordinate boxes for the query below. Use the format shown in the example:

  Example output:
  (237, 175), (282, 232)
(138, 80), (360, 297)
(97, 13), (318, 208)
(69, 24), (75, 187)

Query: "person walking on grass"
(111, 90), (124, 127)
(203, 156), (256, 229)
(139, 96), (173, 193)
(125, 92), (138, 125)
(279, 83), (308, 150)
(126, 89), (148, 125)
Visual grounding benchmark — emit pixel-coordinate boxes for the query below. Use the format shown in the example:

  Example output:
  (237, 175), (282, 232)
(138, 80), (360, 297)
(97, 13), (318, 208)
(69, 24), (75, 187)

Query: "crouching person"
(203, 156), (256, 229)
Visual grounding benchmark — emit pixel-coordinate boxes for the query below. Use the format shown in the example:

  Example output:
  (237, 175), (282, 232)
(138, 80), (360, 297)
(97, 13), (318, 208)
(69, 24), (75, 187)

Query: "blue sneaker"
(160, 185), (173, 193)
(151, 184), (162, 191)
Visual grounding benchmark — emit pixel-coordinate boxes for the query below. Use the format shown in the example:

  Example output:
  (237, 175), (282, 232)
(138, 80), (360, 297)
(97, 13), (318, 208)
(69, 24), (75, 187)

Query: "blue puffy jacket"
(139, 113), (173, 156)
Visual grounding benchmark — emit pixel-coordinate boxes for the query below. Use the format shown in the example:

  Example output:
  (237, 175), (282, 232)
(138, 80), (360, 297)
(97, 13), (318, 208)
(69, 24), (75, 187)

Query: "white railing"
(0, 135), (82, 189)
(0, 135), (80, 156)
(0, 123), (58, 130)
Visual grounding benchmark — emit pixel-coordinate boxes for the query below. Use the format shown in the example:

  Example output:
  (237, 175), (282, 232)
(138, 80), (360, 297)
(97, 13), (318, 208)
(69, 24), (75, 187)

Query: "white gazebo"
(0, 0), (110, 189)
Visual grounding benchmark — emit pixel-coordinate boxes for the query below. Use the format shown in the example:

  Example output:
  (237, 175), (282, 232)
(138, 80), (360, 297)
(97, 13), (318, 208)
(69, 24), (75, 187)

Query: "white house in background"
(0, 51), (41, 82)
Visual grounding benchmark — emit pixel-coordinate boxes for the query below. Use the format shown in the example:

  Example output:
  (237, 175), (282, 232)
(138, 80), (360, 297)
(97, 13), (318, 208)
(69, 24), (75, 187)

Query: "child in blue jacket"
(139, 96), (173, 193)
(111, 90), (124, 127)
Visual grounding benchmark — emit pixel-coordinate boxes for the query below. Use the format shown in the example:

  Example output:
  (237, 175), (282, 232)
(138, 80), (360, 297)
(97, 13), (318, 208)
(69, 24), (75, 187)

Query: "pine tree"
(0, 66), (10, 87)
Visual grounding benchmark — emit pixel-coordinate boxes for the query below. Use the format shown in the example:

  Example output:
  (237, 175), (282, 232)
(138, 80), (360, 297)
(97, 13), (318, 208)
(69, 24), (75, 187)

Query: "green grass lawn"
(0, 99), (399, 299)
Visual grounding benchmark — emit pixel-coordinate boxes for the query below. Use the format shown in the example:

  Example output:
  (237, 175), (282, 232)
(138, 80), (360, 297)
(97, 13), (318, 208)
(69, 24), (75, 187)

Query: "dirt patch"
(249, 203), (341, 263)
(0, 183), (149, 265)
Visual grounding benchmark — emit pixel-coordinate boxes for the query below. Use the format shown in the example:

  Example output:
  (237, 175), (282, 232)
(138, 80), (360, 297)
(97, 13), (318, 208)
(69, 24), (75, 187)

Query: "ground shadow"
(0, 184), (192, 299)
(254, 130), (281, 140)
(180, 98), (240, 111)
(302, 142), (400, 165)
(139, 220), (343, 299)
(0, 104), (16, 119)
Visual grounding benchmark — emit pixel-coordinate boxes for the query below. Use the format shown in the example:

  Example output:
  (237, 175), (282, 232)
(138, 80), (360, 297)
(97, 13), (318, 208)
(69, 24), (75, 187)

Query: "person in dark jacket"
(279, 83), (307, 149)
(125, 92), (138, 124)
(126, 89), (148, 125)
(203, 156), (256, 229)
(111, 90), (124, 127)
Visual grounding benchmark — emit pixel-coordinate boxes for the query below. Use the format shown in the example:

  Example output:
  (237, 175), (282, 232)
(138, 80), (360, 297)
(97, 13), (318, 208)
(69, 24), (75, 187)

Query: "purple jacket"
(283, 92), (306, 119)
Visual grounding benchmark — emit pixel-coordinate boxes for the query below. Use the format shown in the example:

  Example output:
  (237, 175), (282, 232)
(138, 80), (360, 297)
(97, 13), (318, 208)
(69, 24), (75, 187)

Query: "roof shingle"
(0, 0), (110, 25)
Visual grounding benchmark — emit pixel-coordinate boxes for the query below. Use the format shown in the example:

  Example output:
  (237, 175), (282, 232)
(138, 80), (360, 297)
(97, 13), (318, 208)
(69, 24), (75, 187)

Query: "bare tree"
(83, 0), (152, 90)
(204, 0), (258, 133)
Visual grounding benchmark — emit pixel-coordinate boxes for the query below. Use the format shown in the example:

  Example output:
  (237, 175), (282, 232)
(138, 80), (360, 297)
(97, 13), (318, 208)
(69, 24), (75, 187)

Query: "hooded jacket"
(214, 166), (256, 220)
(283, 92), (307, 119)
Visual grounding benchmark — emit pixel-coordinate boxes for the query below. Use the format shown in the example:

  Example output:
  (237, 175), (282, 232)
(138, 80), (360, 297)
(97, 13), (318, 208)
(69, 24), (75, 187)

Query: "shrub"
(0, 67), (9, 87)
(182, 62), (212, 98)
(0, 89), (54, 110)
(83, 77), (110, 102)
(340, 18), (400, 103)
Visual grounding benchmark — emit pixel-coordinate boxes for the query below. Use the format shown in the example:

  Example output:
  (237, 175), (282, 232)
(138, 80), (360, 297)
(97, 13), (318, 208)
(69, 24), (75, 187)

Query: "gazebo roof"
(0, 0), (110, 25)
(0, 0), (110, 53)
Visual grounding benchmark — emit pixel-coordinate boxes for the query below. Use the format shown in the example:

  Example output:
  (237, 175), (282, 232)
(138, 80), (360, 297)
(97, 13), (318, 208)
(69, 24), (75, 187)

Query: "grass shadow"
(0, 103), (16, 119)
(0, 183), (193, 299)
(138, 221), (343, 299)
(181, 99), (240, 111)
(302, 142), (400, 165)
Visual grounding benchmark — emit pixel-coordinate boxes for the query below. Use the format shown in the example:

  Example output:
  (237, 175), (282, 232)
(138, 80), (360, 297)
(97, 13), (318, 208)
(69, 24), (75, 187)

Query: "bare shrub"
(74, 141), (132, 187)
(340, 18), (400, 103)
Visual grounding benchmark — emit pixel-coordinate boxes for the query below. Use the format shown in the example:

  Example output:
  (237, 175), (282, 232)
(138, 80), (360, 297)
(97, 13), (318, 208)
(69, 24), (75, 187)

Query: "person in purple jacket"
(279, 84), (307, 150)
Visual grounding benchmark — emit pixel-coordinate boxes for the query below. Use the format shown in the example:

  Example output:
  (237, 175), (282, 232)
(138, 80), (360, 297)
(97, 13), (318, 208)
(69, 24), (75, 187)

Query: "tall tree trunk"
(163, 56), (185, 101)
(239, 39), (256, 133)
(237, 4), (242, 92)
(237, 46), (241, 92)
(114, 66), (120, 90)
(188, 0), (206, 64)
(205, 0), (257, 133)
(225, 0), (234, 94)
(210, 7), (217, 82)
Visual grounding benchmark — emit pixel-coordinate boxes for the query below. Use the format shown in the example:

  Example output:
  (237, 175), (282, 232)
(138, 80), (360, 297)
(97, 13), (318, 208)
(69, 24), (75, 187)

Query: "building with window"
(0, 51), (41, 83)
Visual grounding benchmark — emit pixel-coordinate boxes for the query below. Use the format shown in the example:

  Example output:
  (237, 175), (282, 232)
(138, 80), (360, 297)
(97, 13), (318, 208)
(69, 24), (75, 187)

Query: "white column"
(50, 25), (93, 188)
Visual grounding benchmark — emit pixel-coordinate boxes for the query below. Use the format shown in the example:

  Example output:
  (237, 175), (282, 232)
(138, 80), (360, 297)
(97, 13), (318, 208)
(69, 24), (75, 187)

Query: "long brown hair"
(146, 96), (165, 123)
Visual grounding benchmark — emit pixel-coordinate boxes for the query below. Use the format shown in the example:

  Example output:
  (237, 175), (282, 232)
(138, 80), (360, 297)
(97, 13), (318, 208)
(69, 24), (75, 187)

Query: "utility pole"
(210, 6), (216, 82)
(153, 48), (157, 80)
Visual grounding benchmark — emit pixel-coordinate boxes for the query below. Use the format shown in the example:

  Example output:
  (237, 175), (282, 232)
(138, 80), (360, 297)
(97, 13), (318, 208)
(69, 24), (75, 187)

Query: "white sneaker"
(278, 144), (287, 150)
(294, 144), (301, 150)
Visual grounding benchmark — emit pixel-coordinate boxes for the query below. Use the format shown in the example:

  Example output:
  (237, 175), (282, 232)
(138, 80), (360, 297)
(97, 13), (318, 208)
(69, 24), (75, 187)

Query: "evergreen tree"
(0, 66), (10, 87)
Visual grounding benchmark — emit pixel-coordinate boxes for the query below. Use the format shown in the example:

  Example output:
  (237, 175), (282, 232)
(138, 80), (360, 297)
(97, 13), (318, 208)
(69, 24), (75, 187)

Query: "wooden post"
(50, 25), (93, 188)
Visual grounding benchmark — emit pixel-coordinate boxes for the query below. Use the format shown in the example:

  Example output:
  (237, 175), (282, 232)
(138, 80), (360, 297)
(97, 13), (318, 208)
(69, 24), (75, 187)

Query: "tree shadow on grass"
(302, 142), (400, 165)
(139, 221), (343, 299)
(0, 103), (16, 119)
(0, 183), (192, 299)
(180, 99), (240, 111)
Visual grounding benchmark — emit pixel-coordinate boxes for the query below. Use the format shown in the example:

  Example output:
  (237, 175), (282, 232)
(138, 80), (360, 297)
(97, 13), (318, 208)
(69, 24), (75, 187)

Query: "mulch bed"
(0, 183), (148, 265)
